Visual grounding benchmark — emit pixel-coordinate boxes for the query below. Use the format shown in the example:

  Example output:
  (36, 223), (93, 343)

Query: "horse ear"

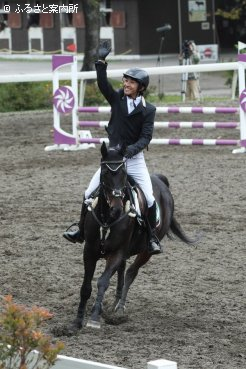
(101, 141), (108, 159)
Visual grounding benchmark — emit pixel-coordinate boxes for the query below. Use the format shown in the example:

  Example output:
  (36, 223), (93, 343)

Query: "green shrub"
(0, 79), (119, 112)
(83, 78), (122, 106)
(0, 74), (236, 113)
(83, 81), (107, 106)
(0, 82), (53, 112)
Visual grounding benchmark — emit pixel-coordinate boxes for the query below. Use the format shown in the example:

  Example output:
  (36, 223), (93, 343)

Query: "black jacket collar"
(120, 93), (144, 116)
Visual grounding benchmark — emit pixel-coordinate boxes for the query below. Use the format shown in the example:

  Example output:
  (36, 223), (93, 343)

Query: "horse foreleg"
(87, 252), (123, 329)
(115, 252), (150, 313)
(113, 259), (126, 310)
(68, 246), (97, 335)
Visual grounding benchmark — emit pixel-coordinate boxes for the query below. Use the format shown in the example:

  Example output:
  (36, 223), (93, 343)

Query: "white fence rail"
(52, 356), (177, 369)
(52, 355), (128, 369)
(11, 351), (177, 369)
(2, 348), (177, 369)
(0, 61), (239, 84)
(0, 60), (241, 108)
(0, 60), (241, 105)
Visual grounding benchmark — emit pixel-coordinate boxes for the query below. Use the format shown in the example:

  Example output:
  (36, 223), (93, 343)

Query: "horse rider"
(63, 41), (162, 255)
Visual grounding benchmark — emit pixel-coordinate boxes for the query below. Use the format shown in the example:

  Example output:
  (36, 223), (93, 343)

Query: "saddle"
(126, 175), (148, 219)
(126, 176), (160, 228)
(86, 176), (160, 227)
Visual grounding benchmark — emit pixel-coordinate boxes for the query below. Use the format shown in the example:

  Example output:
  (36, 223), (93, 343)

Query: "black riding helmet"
(123, 68), (149, 92)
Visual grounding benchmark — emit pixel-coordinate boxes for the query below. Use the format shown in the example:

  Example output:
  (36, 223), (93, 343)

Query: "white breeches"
(85, 151), (155, 207)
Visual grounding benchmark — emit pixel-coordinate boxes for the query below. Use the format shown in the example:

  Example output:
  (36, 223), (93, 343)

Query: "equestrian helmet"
(123, 68), (149, 90)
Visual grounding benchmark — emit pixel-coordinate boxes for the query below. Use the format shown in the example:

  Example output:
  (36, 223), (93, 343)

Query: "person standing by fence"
(179, 40), (201, 101)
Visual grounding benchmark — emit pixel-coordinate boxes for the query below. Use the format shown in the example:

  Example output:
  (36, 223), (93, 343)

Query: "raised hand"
(98, 41), (112, 60)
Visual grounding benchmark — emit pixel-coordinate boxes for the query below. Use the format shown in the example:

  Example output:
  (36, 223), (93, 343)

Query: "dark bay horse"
(67, 142), (195, 335)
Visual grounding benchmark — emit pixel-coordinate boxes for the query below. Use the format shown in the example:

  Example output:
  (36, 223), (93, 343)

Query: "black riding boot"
(63, 197), (87, 244)
(147, 202), (162, 255)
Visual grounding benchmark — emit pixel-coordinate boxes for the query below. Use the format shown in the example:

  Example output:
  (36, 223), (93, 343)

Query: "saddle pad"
(156, 202), (161, 227)
(131, 188), (160, 226)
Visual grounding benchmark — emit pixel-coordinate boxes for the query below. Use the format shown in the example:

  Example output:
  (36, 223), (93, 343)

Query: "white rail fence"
(0, 60), (240, 87)
(52, 356), (177, 369)
(0, 60), (241, 107)
(11, 351), (177, 369)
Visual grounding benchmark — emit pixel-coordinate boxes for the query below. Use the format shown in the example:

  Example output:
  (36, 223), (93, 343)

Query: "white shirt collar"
(126, 96), (142, 113)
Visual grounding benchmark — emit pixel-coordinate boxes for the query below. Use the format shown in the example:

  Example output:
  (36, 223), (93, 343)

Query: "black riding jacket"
(95, 61), (156, 155)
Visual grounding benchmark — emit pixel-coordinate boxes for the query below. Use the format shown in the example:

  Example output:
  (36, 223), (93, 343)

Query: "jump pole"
(78, 106), (239, 114)
(78, 121), (239, 129)
(78, 137), (240, 146)
(77, 105), (242, 147)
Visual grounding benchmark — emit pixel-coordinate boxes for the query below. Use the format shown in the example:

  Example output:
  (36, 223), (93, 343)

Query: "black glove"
(124, 145), (136, 159)
(98, 41), (111, 60)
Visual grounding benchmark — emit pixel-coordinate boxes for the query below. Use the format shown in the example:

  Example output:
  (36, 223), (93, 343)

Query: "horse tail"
(154, 173), (170, 187)
(154, 173), (199, 245)
(169, 216), (198, 245)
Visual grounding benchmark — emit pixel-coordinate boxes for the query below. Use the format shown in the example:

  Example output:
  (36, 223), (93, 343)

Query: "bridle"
(88, 158), (133, 254)
(100, 159), (127, 202)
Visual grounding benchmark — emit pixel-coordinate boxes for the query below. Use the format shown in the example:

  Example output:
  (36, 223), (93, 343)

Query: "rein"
(88, 200), (133, 229)
(87, 198), (136, 254)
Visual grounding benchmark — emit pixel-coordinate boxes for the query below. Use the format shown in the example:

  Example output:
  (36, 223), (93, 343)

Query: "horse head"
(100, 142), (127, 219)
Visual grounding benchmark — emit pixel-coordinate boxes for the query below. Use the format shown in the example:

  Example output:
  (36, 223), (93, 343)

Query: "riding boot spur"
(63, 196), (87, 244)
(146, 201), (162, 255)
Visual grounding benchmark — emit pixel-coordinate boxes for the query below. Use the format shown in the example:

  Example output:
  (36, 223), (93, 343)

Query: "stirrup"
(84, 198), (94, 206)
(148, 233), (163, 255)
(64, 222), (79, 232)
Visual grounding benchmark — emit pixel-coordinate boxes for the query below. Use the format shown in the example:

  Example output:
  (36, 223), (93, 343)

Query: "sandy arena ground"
(0, 104), (245, 369)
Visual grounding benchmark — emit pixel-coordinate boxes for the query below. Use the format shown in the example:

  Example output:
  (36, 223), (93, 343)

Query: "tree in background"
(81, 0), (100, 71)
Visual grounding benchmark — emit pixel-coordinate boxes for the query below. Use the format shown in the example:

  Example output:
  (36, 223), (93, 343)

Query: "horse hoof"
(114, 301), (126, 313)
(86, 319), (101, 329)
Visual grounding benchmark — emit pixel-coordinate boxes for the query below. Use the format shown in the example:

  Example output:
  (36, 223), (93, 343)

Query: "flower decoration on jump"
(53, 85), (75, 114)
(239, 88), (246, 112)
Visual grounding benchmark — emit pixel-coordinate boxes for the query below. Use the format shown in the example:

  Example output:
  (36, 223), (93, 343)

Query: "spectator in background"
(179, 40), (201, 101)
